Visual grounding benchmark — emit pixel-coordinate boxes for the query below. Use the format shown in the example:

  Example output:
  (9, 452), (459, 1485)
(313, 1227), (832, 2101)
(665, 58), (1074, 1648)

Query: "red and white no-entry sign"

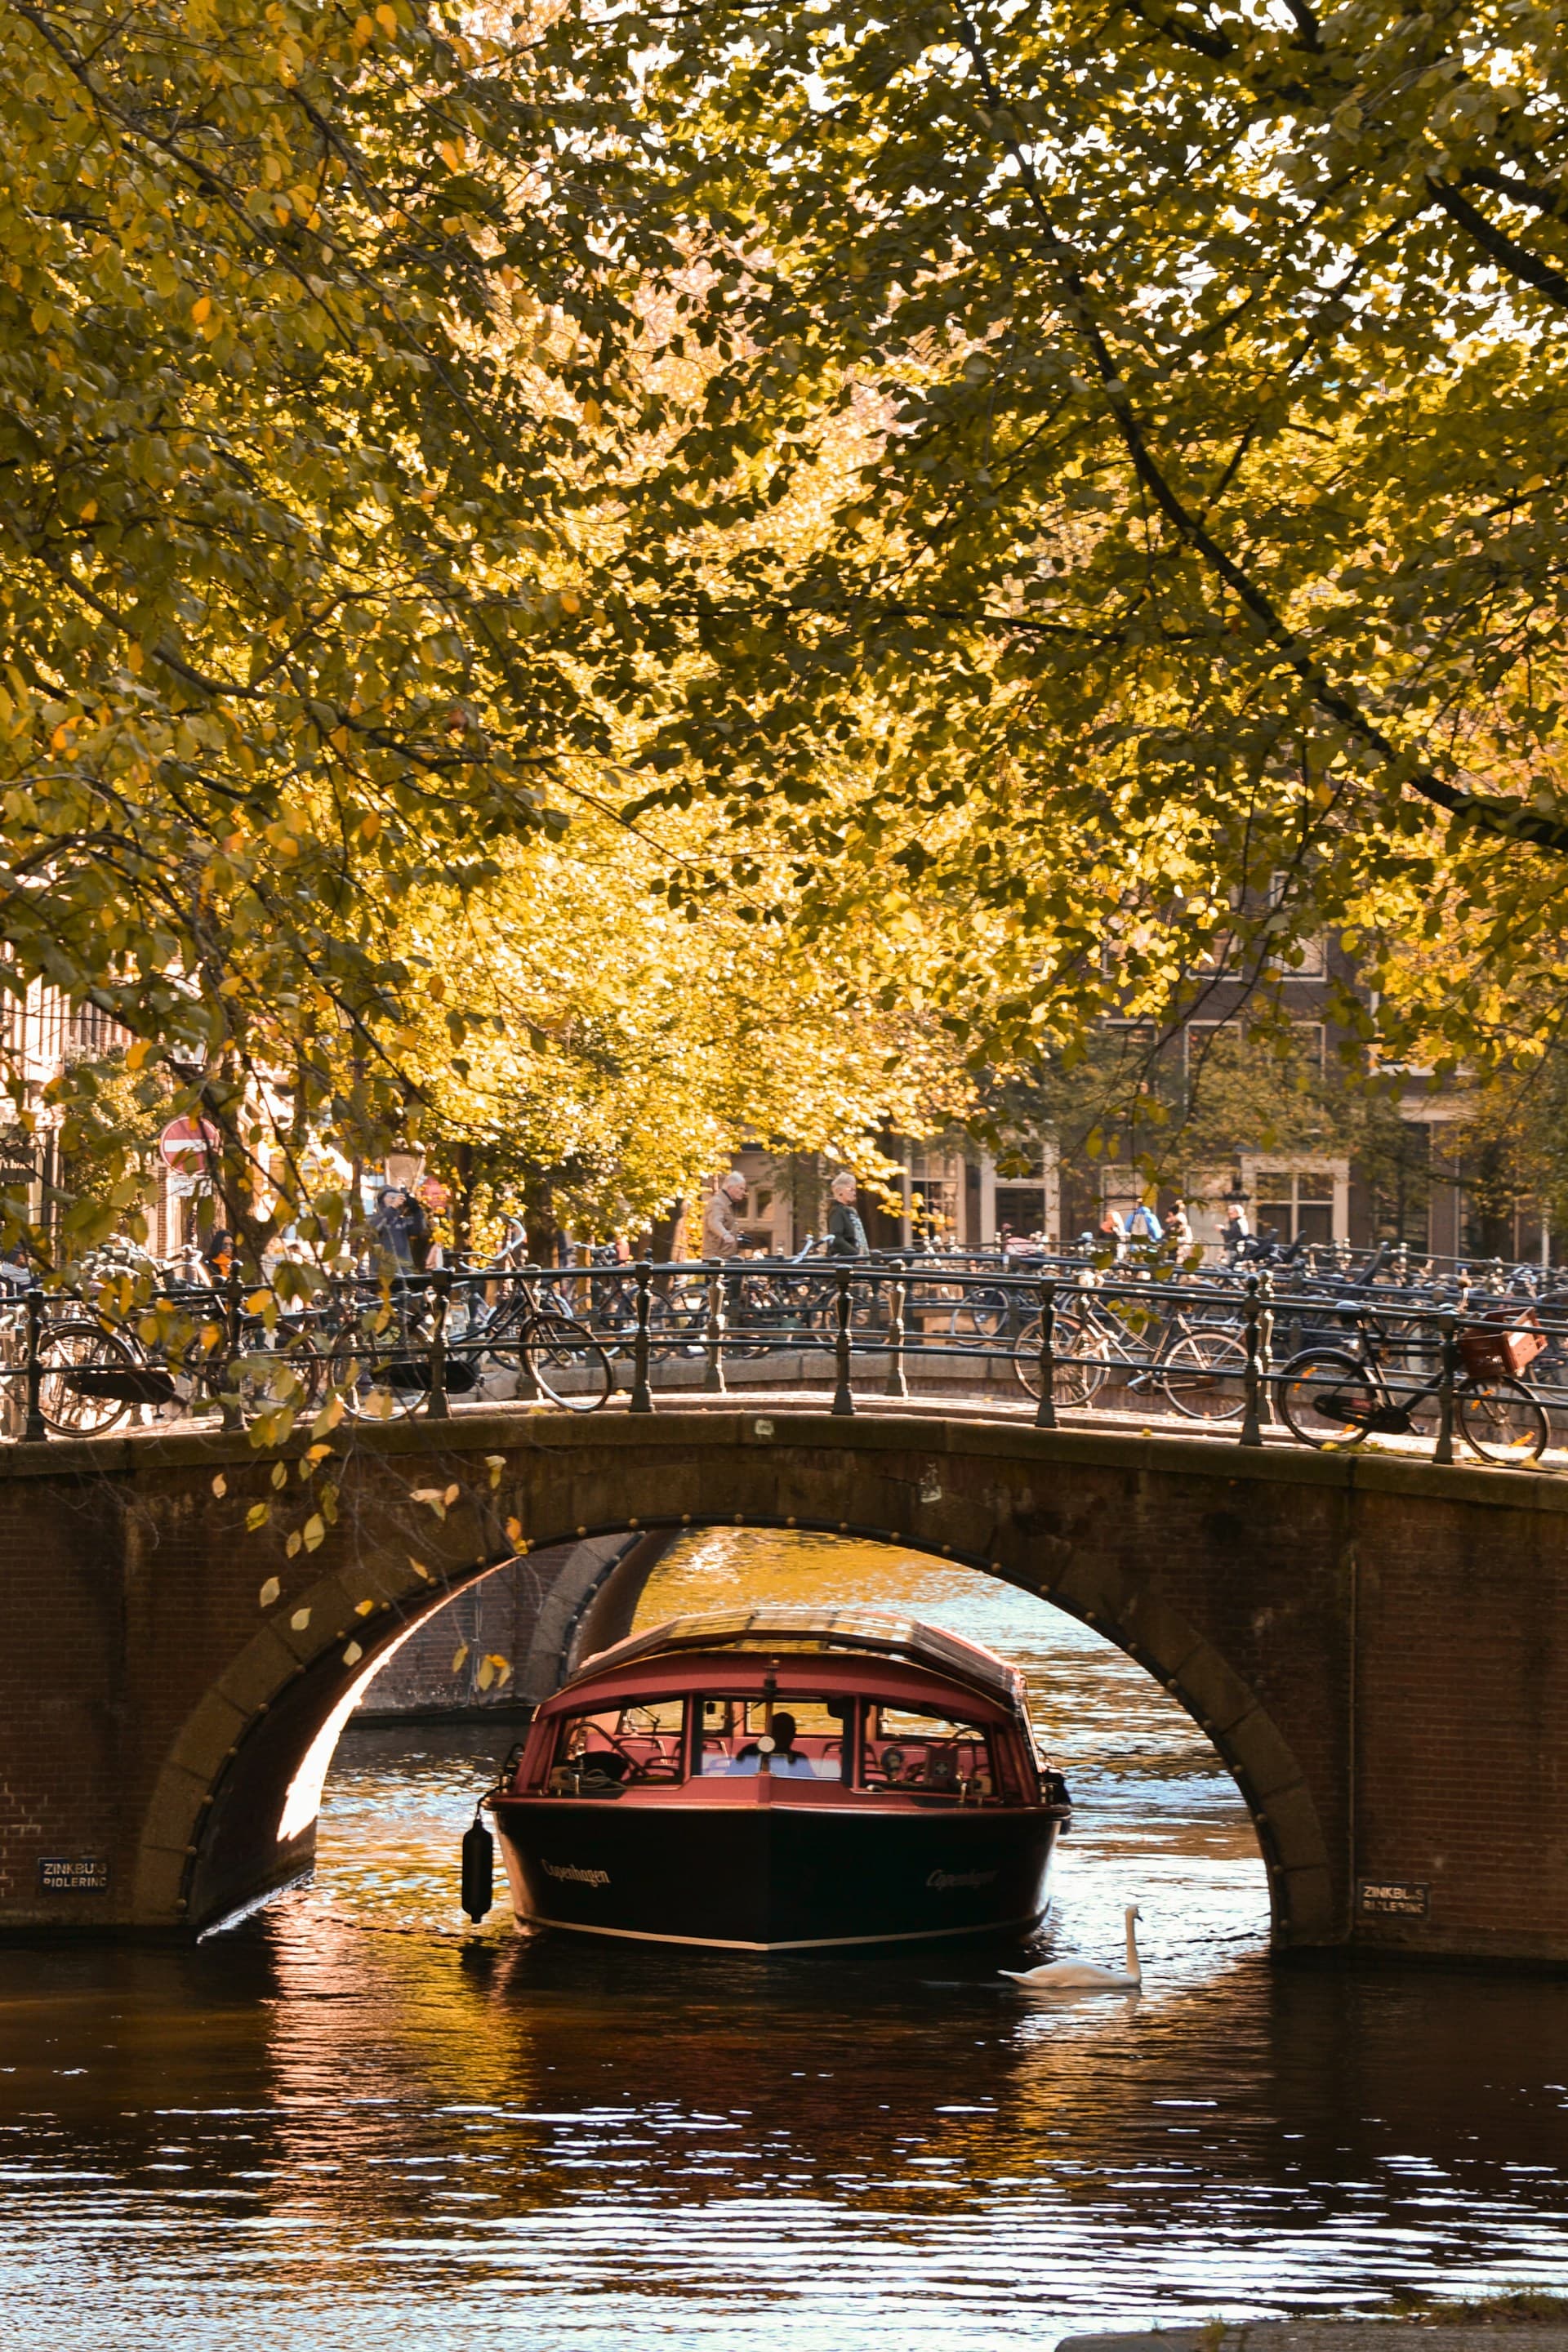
(158, 1116), (221, 1172)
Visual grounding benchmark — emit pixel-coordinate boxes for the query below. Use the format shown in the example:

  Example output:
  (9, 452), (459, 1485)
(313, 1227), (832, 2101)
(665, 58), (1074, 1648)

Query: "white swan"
(1001, 1904), (1143, 1992)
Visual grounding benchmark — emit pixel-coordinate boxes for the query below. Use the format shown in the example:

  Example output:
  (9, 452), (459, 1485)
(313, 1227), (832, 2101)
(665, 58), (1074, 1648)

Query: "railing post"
(515, 1267), (541, 1401)
(1240, 1274), (1266, 1448)
(1034, 1276), (1058, 1431)
(629, 1259), (654, 1414)
(883, 1275), (909, 1399)
(220, 1267), (244, 1432)
(1434, 1306), (1458, 1465)
(831, 1264), (856, 1417)
(1259, 1269), (1275, 1427)
(426, 1268), (451, 1421)
(702, 1264), (728, 1395)
(23, 1285), (46, 1443)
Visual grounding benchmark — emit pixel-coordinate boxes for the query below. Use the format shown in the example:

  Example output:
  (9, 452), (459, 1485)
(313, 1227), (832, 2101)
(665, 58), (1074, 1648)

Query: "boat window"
(548, 1698), (687, 1792)
(861, 1702), (997, 1800)
(696, 1695), (852, 1780)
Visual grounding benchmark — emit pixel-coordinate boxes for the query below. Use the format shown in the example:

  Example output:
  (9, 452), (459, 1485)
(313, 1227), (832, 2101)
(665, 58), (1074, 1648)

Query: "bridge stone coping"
(1, 1402), (1565, 1960)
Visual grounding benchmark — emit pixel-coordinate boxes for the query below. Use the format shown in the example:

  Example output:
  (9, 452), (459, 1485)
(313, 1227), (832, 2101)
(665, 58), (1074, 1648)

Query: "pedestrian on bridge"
(827, 1172), (869, 1259)
(701, 1171), (749, 1260)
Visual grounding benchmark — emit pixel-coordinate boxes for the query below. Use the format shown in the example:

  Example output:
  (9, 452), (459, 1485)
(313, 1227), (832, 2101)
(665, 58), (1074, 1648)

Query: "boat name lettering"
(927, 1869), (998, 1891)
(541, 1860), (611, 1889)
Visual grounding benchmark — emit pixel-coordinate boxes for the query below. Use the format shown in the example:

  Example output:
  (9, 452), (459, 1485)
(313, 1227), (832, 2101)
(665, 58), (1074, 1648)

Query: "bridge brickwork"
(0, 1405), (1564, 1965)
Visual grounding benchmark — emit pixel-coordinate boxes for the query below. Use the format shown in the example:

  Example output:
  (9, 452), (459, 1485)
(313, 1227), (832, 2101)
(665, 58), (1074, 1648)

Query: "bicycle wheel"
(649, 1283), (707, 1359)
(1277, 1349), (1374, 1447)
(1013, 1308), (1107, 1407)
(1457, 1376), (1548, 1466)
(227, 1326), (323, 1422)
(326, 1313), (432, 1420)
(36, 1321), (142, 1435)
(1159, 1330), (1249, 1423)
(950, 1287), (1009, 1347)
(527, 1312), (614, 1411)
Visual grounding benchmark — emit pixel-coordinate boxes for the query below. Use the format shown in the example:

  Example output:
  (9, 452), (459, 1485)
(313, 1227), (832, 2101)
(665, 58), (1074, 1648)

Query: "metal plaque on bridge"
(37, 1857), (109, 1895)
(1357, 1878), (1429, 1918)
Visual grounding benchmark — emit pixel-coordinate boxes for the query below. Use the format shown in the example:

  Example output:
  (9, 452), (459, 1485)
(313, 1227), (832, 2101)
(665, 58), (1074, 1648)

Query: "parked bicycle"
(1277, 1307), (1548, 1464)
(1013, 1281), (1250, 1422)
(330, 1267), (615, 1417)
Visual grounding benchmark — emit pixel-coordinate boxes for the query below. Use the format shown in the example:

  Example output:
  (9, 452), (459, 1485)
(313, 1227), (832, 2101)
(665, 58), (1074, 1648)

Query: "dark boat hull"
(492, 1797), (1063, 1950)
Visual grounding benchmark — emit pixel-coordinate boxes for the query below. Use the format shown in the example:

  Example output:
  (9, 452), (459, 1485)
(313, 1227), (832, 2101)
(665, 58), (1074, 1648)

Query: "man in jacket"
(701, 1170), (749, 1258)
(372, 1185), (430, 1271)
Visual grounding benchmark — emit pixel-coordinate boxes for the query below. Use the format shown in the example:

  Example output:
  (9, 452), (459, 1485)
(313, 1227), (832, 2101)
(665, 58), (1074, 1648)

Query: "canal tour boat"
(484, 1606), (1072, 1952)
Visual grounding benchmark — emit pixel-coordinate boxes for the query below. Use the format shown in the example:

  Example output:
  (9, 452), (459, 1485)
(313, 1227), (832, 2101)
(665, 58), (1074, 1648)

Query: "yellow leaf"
(375, 2), (397, 29)
(302, 1513), (326, 1552)
(310, 1395), (345, 1438)
(212, 1472), (228, 1498)
(443, 1482), (460, 1506)
(259, 1575), (280, 1606)
(343, 1641), (363, 1665)
(245, 1290), (270, 1315)
(408, 1556), (432, 1580)
(285, 1530), (301, 1557)
(270, 1461), (287, 1490)
(451, 1642), (470, 1674)
(486, 1454), (506, 1489)
(78, 498), (97, 522)
(476, 1655), (496, 1692)
(359, 811), (381, 841)
(353, 11), (375, 40)
(487, 1653), (512, 1688)
(190, 295), (212, 323)
(291, 1607), (312, 1631)
(505, 1515), (523, 1547)
(355, 1597), (375, 1617)
(246, 1503), (270, 1531)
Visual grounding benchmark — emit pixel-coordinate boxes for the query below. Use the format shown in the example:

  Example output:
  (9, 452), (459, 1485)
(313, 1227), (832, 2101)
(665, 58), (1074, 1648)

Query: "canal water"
(3, 1531), (1568, 2349)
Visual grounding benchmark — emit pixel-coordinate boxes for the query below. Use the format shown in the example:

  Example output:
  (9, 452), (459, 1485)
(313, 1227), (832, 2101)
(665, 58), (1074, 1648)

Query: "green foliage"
(523, 0), (1568, 1076)
(0, 0), (731, 1257)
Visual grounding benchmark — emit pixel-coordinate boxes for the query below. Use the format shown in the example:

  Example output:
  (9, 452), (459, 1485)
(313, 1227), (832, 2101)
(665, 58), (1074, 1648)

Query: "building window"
(1254, 1168), (1337, 1246)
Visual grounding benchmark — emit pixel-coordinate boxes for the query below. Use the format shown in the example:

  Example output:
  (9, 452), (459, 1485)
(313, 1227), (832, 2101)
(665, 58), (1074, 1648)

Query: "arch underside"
(138, 1464), (1333, 1944)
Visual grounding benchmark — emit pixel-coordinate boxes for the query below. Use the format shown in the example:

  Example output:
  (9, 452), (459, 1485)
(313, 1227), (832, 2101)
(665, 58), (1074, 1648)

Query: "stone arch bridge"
(1, 1405), (1565, 1967)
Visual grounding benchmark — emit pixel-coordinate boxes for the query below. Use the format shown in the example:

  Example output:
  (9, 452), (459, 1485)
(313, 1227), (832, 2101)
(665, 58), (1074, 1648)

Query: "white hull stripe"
(514, 1905), (1048, 1953)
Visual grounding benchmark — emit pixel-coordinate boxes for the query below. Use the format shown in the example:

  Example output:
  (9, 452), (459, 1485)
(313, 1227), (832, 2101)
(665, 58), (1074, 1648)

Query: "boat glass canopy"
(566, 1606), (1030, 1719)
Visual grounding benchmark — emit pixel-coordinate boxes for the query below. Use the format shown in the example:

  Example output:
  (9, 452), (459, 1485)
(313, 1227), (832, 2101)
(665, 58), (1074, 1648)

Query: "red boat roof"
(566, 1607), (1029, 1715)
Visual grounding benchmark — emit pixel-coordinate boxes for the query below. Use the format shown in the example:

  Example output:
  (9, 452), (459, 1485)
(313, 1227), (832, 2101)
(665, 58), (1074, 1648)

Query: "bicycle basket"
(1458, 1310), (1546, 1379)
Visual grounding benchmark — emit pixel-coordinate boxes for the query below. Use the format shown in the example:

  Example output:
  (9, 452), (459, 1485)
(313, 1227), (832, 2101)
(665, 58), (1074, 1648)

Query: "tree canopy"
(12, 0), (1568, 1258)
(548, 0), (1568, 1077)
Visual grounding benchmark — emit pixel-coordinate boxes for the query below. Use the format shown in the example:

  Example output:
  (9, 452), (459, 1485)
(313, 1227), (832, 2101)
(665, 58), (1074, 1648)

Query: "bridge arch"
(18, 1403), (1565, 1962)
(138, 1505), (1325, 1947)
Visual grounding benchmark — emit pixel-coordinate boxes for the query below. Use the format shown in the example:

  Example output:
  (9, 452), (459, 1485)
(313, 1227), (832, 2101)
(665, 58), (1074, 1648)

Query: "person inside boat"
(728, 1711), (815, 1777)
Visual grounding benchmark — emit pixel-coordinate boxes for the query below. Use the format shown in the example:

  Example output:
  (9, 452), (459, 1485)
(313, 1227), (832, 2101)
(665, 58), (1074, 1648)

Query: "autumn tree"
(0, 0), (760, 1260)
(513, 0), (1568, 1089)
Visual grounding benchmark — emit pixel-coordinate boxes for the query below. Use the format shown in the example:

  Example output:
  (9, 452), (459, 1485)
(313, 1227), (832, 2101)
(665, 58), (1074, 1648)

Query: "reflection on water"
(2, 1532), (1567, 2350)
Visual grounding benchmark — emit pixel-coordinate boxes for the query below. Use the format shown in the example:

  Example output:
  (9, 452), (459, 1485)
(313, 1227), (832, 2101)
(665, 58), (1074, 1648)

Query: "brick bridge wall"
(0, 1408), (1563, 1966)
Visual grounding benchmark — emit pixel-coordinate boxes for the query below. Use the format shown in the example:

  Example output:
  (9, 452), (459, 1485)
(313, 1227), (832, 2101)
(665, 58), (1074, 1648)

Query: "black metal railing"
(0, 1253), (1564, 1468)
